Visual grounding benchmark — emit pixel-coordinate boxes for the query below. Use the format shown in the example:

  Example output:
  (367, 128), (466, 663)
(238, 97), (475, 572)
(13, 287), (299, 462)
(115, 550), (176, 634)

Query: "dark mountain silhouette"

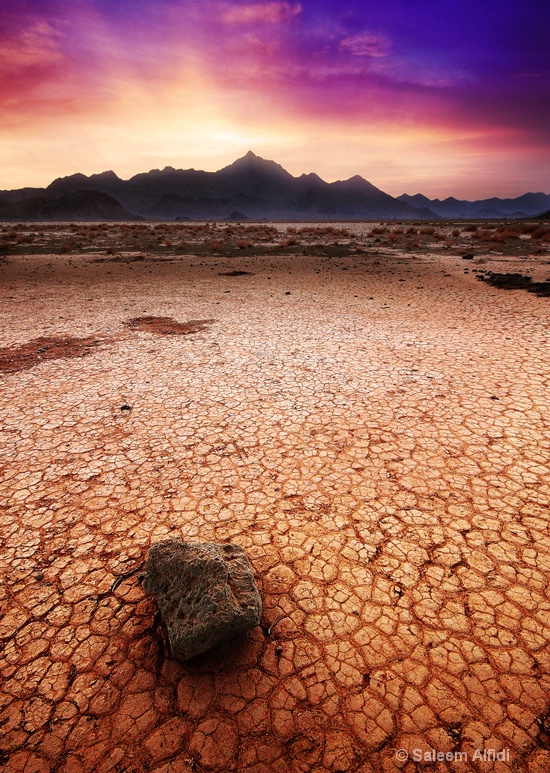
(0, 152), (547, 220)
(398, 191), (550, 219)
(296, 175), (426, 218)
(225, 211), (250, 221)
(0, 190), (142, 221)
(0, 152), (434, 220)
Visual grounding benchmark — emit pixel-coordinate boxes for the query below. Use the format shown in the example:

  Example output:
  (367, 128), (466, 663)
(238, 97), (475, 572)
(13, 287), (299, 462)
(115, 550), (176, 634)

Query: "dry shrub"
(490, 228), (519, 243)
(478, 229), (495, 242)
(529, 226), (548, 239)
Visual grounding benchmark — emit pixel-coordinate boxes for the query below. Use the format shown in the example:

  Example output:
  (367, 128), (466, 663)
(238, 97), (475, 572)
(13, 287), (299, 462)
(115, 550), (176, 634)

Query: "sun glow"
(0, 1), (548, 198)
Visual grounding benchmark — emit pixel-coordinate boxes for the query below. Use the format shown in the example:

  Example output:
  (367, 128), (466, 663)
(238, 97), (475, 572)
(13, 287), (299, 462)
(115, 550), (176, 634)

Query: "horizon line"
(3, 150), (549, 203)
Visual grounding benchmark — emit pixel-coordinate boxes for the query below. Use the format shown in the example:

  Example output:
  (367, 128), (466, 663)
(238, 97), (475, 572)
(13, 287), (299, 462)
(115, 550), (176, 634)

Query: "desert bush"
(490, 227), (519, 242)
(529, 226), (548, 239)
(478, 229), (495, 241)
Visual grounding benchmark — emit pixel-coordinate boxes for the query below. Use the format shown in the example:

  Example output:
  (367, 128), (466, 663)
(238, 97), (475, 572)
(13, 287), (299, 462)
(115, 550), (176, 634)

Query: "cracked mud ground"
(0, 223), (549, 772)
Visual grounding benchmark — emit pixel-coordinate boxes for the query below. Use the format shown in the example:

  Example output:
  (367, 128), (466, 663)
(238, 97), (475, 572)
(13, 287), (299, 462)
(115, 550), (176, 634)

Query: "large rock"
(142, 540), (262, 661)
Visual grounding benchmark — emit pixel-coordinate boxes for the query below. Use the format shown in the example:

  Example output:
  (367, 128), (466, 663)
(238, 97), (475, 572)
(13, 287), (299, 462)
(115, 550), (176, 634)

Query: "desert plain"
(0, 220), (549, 773)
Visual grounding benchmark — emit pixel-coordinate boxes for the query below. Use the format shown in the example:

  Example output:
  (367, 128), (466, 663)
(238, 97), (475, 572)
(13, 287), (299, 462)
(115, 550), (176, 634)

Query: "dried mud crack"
(0, 318), (215, 375)
(0, 222), (549, 773)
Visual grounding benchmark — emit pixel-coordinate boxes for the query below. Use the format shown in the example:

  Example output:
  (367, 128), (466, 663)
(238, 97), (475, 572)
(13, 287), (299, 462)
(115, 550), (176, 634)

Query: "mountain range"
(397, 192), (550, 219)
(1, 151), (548, 221)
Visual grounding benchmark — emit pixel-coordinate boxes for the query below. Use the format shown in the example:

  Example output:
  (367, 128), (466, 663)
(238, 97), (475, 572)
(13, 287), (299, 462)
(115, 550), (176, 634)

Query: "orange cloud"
(222, 2), (301, 24)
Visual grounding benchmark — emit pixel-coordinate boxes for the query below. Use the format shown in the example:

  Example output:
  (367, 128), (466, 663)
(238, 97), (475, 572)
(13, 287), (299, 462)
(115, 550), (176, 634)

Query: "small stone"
(143, 539), (262, 661)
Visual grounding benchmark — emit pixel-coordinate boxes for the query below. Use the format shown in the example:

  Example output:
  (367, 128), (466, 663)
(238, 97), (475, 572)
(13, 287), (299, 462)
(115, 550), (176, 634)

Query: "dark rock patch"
(218, 270), (253, 277)
(477, 272), (550, 297)
(0, 335), (106, 374)
(142, 539), (262, 661)
(90, 254), (149, 263)
(124, 316), (214, 335)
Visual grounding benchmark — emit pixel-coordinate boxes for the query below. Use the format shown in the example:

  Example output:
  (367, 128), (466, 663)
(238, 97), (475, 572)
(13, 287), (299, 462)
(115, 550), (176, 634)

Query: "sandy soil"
(0, 222), (549, 772)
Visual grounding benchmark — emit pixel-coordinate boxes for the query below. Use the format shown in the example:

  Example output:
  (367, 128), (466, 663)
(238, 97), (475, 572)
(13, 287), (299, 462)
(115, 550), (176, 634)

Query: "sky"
(1, 0), (549, 198)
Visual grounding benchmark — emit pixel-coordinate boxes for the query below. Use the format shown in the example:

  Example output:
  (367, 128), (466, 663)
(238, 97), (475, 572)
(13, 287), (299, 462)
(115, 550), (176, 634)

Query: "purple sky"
(1, 0), (549, 197)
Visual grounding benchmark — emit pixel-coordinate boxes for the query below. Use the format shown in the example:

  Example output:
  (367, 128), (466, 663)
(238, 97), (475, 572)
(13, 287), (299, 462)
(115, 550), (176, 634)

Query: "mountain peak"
(47, 172), (88, 189)
(334, 174), (383, 194)
(218, 151), (293, 180)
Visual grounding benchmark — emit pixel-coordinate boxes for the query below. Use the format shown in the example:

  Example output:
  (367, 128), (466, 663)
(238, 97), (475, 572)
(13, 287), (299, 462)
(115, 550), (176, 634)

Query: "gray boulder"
(142, 539), (262, 661)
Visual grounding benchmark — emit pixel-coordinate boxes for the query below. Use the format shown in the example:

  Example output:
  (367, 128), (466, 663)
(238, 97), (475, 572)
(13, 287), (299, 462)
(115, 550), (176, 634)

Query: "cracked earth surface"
(0, 224), (549, 772)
